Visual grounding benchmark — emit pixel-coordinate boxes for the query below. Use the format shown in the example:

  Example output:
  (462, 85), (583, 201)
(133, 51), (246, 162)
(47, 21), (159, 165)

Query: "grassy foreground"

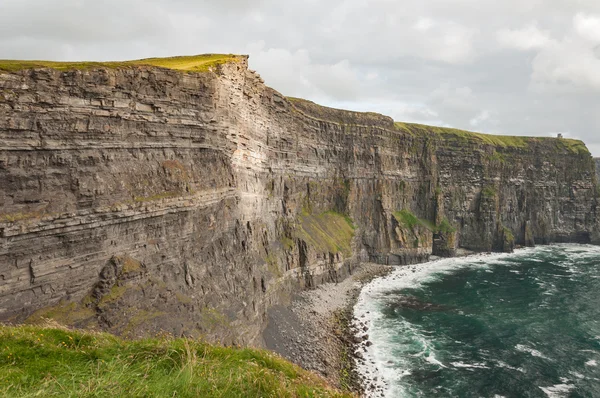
(0, 323), (352, 398)
(0, 54), (242, 74)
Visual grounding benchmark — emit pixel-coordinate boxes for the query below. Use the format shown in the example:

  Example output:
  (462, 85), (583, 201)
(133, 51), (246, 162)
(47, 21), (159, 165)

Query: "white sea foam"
(354, 250), (534, 397)
(495, 360), (524, 373)
(569, 371), (585, 379)
(353, 245), (597, 397)
(585, 359), (597, 367)
(515, 344), (552, 360)
(450, 361), (490, 370)
(539, 383), (575, 398)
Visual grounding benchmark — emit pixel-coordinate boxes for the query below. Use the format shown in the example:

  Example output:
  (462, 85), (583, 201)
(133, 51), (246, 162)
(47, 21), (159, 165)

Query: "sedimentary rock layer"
(1, 57), (598, 344)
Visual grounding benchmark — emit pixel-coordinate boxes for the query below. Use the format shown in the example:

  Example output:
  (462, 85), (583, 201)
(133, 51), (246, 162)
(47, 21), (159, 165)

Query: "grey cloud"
(0, 0), (598, 155)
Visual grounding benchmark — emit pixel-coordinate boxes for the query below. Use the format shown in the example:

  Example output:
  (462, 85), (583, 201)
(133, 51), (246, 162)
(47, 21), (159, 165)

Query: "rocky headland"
(1, 55), (599, 392)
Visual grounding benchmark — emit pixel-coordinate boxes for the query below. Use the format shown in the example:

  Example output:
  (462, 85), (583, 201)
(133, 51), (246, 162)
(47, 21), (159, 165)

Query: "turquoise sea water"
(354, 245), (600, 397)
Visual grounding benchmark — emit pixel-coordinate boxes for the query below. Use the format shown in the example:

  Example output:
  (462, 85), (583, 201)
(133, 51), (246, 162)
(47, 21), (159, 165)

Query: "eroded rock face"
(595, 158), (600, 183)
(1, 59), (598, 344)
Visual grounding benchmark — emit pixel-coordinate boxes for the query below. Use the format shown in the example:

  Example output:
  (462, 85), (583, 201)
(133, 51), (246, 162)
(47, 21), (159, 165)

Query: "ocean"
(354, 245), (600, 397)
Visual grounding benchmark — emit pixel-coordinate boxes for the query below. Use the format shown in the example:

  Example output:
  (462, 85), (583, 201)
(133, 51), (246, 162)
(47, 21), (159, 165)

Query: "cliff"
(596, 158), (600, 184)
(1, 55), (598, 345)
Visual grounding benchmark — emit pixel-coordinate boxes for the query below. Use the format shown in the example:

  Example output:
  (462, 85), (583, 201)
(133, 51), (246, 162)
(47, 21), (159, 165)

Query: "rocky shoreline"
(263, 263), (393, 396)
(264, 250), (480, 396)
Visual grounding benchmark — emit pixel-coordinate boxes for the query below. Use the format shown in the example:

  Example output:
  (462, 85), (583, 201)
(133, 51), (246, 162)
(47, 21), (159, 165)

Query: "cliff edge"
(1, 55), (598, 345)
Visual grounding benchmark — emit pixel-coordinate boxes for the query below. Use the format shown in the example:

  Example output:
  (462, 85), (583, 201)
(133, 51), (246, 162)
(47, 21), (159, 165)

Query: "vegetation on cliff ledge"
(394, 122), (589, 154)
(0, 323), (351, 398)
(393, 209), (456, 234)
(295, 211), (355, 257)
(0, 54), (243, 74)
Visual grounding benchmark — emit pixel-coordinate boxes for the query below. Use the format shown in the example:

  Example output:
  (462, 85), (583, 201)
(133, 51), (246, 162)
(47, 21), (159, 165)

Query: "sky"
(1, 0), (599, 156)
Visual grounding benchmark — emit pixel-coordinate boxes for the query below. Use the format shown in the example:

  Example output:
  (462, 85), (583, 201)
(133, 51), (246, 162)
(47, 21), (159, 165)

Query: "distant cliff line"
(1, 54), (598, 345)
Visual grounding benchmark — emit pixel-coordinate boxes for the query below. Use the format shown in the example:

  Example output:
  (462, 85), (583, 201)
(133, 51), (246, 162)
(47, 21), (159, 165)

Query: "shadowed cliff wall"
(1, 58), (598, 344)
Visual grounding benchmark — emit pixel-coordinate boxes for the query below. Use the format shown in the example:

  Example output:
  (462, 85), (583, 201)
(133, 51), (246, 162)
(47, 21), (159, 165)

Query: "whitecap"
(450, 361), (489, 369)
(539, 383), (575, 398)
(424, 352), (446, 368)
(515, 344), (552, 360)
(495, 360), (525, 373)
(569, 371), (585, 379)
(585, 360), (597, 367)
(352, 245), (597, 396)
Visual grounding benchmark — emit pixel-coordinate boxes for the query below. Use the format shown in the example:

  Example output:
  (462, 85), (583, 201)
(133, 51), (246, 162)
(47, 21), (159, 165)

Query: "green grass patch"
(437, 218), (457, 234)
(0, 54), (243, 74)
(394, 122), (530, 148)
(393, 210), (456, 234)
(295, 211), (355, 256)
(121, 257), (143, 274)
(25, 302), (96, 327)
(281, 237), (295, 251)
(0, 324), (350, 397)
(503, 226), (515, 243)
(557, 138), (589, 155)
(393, 209), (435, 231)
(394, 122), (591, 154)
(265, 253), (282, 278)
(99, 285), (128, 305)
(482, 186), (497, 199)
(488, 151), (506, 163)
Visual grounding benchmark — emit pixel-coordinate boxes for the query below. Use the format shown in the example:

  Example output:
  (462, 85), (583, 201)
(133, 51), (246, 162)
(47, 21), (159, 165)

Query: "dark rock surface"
(1, 58), (598, 346)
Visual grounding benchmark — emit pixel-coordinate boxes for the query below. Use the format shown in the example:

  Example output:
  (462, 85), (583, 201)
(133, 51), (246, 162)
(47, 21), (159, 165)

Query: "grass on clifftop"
(395, 122), (530, 148)
(394, 121), (589, 154)
(0, 54), (243, 74)
(0, 323), (351, 398)
(288, 97), (589, 155)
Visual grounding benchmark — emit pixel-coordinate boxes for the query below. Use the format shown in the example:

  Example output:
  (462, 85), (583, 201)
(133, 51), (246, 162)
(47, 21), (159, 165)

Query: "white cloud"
(497, 23), (552, 50)
(248, 46), (367, 101)
(531, 40), (600, 91)
(431, 85), (477, 111)
(528, 15), (600, 92)
(418, 21), (477, 64)
(414, 17), (435, 31)
(470, 110), (491, 127)
(574, 13), (600, 42)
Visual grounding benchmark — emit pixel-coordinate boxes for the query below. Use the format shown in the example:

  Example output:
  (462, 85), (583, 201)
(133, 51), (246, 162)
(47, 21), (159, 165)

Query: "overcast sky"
(1, 0), (599, 156)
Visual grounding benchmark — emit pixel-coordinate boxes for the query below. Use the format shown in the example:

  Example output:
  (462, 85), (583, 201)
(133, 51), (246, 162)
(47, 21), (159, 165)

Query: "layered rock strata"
(1, 57), (598, 344)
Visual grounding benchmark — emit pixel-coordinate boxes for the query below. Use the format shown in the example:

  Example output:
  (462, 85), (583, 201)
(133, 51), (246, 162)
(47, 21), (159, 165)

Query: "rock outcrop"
(1, 56), (598, 344)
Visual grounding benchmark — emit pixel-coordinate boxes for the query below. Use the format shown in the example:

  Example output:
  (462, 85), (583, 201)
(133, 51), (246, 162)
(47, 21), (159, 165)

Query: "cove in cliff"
(0, 54), (599, 395)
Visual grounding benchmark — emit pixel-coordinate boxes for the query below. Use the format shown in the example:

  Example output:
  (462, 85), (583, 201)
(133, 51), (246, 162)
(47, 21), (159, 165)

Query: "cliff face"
(1, 57), (598, 344)
(596, 158), (600, 184)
